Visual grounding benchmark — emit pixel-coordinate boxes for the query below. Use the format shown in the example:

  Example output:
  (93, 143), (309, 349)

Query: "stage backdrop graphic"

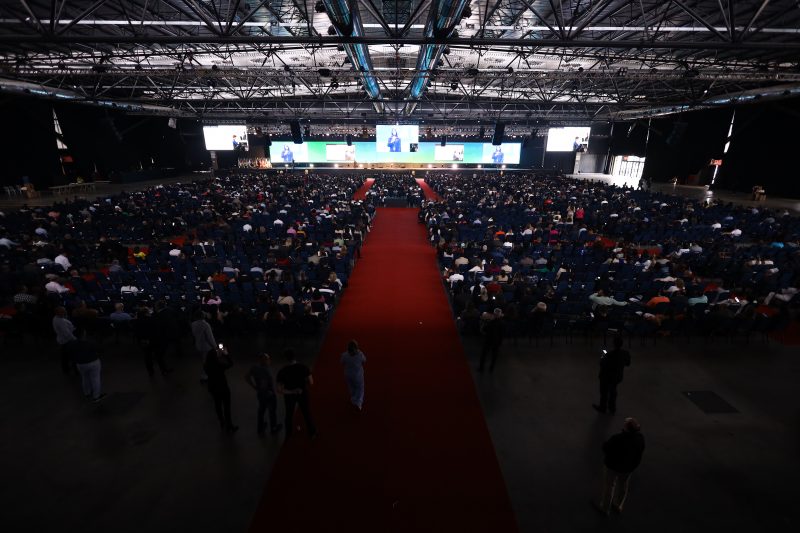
(326, 144), (357, 161)
(203, 125), (248, 151)
(268, 141), (521, 164)
(434, 144), (464, 161)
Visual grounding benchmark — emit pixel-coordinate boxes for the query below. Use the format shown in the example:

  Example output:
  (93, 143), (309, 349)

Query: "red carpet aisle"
(249, 208), (518, 533)
(416, 178), (441, 201)
(353, 178), (375, 200)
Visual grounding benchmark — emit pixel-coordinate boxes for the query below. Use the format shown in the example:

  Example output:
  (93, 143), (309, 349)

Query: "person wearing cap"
(595, 417), (646, 515)
(478, 308), (505, 373)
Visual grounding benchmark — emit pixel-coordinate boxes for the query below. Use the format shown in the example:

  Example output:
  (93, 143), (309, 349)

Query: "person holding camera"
(593, 336), (631, 415)
(204, 345), (238, 433)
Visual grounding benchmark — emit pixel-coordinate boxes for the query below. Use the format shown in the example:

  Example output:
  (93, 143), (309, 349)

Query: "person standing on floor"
(68, 339), (106, 403)
(340, 340), (366, 410)
(593, 336), (631, 415)
(144, 301), (175, 377)
(595, 417), (645, 515)
(478, 308), (505, 373)
(52, 306), (77, 374)
(245, 353), (283, 435)
(191, 310), (216, 383)
(276, 349), (317, 439)
(204, 346), (238, 433)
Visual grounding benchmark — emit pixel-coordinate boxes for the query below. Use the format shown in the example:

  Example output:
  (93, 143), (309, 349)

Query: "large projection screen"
(203, 125), (248, 151)
(268, 140), (521, 164)
(376, 125), (419, 153)
(546, 127), (590, 152)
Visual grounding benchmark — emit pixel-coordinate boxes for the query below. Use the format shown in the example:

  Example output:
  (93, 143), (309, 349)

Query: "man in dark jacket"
(67, 339), (107, 402)
(593, 336), (631, 414)
(595, 417), (645, 514)
(478, 308), (505, 373)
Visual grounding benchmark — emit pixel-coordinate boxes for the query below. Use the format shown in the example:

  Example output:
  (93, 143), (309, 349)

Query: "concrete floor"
(2, 327), (798, 533)
(0, 331), (322, 533)
(464, 333), (800, 533)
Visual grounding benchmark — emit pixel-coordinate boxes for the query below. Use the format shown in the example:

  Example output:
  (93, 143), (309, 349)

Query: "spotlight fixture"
(462, 6), (472, 18)
(443, 46), (451, 55)
(507, 66), (514, 74)
(211, 64), (219, 71)
(318, 68), (332, 77)
(467, 68), (479, 76)
(327, 25), (336, 36)
(314, 1), (326, 13)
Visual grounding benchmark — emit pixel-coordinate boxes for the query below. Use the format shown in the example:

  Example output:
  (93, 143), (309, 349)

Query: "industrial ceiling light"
(450, 81), (459, 90)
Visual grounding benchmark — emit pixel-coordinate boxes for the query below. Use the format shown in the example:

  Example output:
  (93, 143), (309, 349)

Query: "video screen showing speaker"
(326, 144), (356, 162)
(546, 127), (590, 152)
(375, 125), (419, 152)
(275, 142), (308, 163)
(203, 125), (249, 151)
(435, 144), (464, 161)
(481, 143), (521, 164)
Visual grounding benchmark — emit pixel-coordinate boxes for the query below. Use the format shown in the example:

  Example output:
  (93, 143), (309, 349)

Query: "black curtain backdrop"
(639, 107), (730, 186)
(0, 95), (61, 188)
(54, 104), (210, 178)
(715, 97), (800, 198)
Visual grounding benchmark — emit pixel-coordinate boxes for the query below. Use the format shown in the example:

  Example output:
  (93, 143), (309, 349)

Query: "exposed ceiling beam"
(2, 35), (799, 50)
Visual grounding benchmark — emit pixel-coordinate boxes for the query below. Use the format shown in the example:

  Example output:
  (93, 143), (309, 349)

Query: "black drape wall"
(0, 96), (61, 187)
(639, 108), (730, 185)
(54, 104), (210, 178)
(1, 95), (210, 187)
(715, 98), (800, 198)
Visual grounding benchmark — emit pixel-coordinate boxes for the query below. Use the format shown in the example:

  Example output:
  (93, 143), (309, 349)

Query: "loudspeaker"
(440, 135), (447, 147)
(522, 137), (529, 148)
(491, 122), (505, 145)
(264, 133), (272, 147)
(290, 120), (303, 144)
(478, 126), (485, 139)
(346, 134), (353, 146)
(666, 122), (688, 146)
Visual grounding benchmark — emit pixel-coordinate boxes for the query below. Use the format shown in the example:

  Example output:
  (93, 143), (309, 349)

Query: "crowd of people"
(0, 172), (375, 427)
(364, 173), (423, 207)
(421, 172), (800, 342)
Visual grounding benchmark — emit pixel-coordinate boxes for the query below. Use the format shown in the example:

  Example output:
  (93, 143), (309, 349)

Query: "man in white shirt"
(448, 272), (465, 287)
(54, 253), (72, 271)
(0, 236), (18, 248)
(589, 290), (628, 309)
(46, 279), (70, 294)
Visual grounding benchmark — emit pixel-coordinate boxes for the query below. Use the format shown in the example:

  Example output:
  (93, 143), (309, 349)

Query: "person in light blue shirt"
(340, 340), (366, 410)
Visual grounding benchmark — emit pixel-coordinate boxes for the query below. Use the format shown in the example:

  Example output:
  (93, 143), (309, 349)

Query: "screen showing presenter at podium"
(376, 125), (419, 153)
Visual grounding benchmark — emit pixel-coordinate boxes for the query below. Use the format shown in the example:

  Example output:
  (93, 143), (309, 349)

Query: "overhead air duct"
(404, 0), (470, 115)
(321, 0), (382, 111)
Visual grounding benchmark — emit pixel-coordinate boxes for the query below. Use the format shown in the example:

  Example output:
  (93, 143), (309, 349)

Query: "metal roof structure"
(0, 0), (798, 127)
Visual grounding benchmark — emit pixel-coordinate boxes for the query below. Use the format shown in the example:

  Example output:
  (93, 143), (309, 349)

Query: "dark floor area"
(2, 329), (798, 533)
(0, 331), (322, 533)
(464, 333), (800, 533)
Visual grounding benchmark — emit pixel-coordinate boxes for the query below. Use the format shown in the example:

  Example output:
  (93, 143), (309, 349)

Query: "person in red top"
(646, 292), (670, 307)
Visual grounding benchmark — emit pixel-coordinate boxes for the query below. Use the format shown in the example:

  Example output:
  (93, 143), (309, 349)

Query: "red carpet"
(249, 208), (517, 533)
(353, 178), (375, 200)
(416, 178), (441, 201)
